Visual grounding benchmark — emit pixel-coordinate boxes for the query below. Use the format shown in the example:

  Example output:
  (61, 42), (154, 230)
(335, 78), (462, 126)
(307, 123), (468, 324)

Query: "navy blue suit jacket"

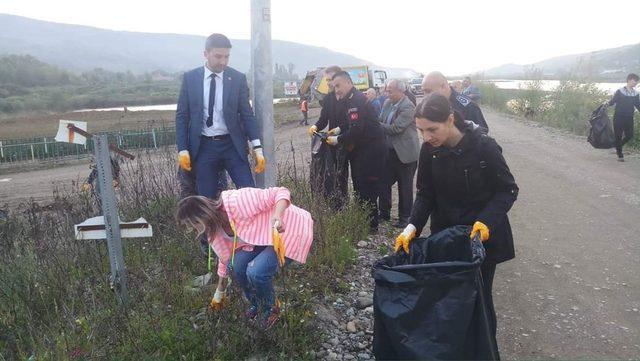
(175, 66), (260, 162)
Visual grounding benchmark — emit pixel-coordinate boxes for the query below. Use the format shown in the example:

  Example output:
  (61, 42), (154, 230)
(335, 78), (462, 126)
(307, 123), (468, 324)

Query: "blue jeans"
(194, 136), (254, 198)
(232, 246), (288, 313)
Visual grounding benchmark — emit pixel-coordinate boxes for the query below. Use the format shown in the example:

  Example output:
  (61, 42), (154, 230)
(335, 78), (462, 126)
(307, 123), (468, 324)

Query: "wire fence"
(0, 126), (177, 165)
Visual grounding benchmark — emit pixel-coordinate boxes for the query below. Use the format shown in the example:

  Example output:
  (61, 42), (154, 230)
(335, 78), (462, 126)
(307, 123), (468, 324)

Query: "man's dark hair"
(464, 76), (471, 81)
(205, 33), (232, 50)
(324, 65), (342, 74)
(627, 73), (639, 82)
(332, 70), (352, 83)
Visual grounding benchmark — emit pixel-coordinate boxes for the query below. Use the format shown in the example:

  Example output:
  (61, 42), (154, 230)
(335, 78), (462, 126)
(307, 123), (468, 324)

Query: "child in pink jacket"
(176, 187), (313, 329)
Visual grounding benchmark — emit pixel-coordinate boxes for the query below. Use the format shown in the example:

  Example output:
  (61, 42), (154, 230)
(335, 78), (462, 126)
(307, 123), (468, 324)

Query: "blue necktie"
(206, 73), (217, 127)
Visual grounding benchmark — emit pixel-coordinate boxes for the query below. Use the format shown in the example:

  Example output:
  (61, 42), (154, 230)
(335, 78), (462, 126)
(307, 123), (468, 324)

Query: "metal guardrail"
(0, 127), (176, 164)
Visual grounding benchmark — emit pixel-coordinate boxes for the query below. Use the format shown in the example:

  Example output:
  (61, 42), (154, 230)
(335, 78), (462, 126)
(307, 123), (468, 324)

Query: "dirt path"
(1, 110), (639, 358)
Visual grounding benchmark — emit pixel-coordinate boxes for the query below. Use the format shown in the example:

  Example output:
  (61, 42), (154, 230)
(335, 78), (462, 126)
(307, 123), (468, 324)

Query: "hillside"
(483, 43), (640, 79)
(0, 13), (373, 76)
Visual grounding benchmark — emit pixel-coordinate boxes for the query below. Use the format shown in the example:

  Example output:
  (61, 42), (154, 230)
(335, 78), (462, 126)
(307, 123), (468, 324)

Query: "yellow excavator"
(299, 65), (388, 102)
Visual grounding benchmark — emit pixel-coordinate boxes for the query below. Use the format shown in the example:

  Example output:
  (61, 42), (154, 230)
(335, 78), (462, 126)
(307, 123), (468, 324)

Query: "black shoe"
(617, 157), (625, 162)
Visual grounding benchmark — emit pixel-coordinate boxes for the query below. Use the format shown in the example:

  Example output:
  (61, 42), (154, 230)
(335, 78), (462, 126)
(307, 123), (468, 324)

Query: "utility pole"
(250, 0), (275, 187)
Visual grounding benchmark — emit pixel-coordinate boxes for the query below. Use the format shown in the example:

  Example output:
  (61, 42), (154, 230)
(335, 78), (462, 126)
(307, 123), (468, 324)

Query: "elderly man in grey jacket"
(378, 79), (420, 228)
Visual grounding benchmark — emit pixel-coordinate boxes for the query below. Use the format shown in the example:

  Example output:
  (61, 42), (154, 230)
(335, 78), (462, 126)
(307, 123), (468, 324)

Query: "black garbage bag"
(309, 135), (336, 199)
(588, 104), (616, 149)
(373, 226), (499, 360)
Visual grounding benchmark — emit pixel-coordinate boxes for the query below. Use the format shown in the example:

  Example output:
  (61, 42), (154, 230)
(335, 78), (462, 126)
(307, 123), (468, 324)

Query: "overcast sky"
(2, 0), (639, 74)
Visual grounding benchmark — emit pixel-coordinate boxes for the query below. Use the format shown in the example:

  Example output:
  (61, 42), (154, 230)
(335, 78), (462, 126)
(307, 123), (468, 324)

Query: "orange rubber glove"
(470, 221), (490, 242)
(394, 224), (417, 253)
(209, 289), (225, 311)
(272, 226), (286, 267)
(253, 147), (265, 174)
(308, 125), (318, 137)
(178, 150), (191, 171)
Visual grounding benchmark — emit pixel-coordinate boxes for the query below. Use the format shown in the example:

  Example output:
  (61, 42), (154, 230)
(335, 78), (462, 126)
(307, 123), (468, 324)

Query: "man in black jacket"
(308, 65), (349, 203)
(327, 71), (387, 233)
(608, 73), (640, 162)
(422, 71), (489, 132)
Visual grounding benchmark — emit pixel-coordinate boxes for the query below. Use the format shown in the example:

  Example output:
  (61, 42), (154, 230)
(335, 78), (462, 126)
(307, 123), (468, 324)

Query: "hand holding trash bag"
(394, 224), (416, 253)
(326, 136), (339, 146)
(470, 221), (490, 242)
(308, 125), (318, 137)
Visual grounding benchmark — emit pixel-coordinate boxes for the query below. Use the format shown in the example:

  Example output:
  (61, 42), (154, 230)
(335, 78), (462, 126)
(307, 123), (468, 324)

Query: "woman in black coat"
(394, 93), (519, 352)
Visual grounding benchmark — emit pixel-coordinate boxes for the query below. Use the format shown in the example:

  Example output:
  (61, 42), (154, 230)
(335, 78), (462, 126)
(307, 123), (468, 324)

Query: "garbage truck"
(299, 65), (387, 102)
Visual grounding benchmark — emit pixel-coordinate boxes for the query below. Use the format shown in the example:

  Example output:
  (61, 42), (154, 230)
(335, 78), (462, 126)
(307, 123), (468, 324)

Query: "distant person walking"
(299, 97), (309, 125)
(607, 73), (640, 162)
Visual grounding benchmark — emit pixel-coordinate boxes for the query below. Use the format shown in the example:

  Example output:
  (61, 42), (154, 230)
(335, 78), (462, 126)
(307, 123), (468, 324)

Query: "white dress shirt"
(202, 65), (229, 136)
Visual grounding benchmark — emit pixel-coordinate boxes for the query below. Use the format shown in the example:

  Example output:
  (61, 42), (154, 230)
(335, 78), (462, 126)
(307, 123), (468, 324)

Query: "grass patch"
(0, 147), (369, 359)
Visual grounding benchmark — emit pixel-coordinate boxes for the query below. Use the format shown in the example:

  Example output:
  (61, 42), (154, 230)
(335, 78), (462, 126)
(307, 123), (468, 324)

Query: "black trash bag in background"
(588, 104), (616, 149)
(372, 226), (499, 360)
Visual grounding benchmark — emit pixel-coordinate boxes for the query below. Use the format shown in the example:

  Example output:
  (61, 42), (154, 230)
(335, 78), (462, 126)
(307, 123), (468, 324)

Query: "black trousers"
(351, 155), (382, 230)
(613, 115), (635, 157)
(480, 262), (500, 359)
(353, 175), (380, 230)
(379, 149), (417, 221)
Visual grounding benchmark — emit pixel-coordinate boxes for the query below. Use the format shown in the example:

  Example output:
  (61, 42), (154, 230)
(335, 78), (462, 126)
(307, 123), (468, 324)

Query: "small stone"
(364, 306), (374, 314)
(322, 343), (331, 349)
(328, 352), (338, 361)
(357, 353), (371, 360)
(357, 342), (367, 349)
(357, 241), (368, 248)
(553, 264), (561, 269)
(357, 296), (374, 309)
(347, 321), (357, 333)
(344, 356), (355, 360)
(330, 338), (340, 346)
(358, 291), (368, 297)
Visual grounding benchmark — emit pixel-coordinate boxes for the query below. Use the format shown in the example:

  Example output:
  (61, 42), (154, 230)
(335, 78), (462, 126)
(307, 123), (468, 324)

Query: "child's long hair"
(175, 195), (227, 239)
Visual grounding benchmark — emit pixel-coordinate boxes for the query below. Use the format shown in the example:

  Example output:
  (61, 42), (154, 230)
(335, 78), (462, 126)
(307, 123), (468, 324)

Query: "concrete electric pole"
(250, 0), (275, 188)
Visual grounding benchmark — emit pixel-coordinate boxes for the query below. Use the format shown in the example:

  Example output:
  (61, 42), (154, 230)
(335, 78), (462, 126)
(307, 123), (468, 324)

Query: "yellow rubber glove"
(327, 127), (341, 136)
(470, 221), (490, 242)
(253, 147), (265, 174)
(209, 289), (226, 311)
(81, 183), (92, 192)
(394, 224), (417, 253)
(326, 136), (339, 146)
(272, 226), (286, 267)
(307, 125), (318, 137)
(178, 150), (191, 171)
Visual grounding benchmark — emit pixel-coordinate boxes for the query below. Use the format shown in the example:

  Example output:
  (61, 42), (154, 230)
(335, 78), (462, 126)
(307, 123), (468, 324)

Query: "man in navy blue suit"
(176, 33), (265, 199)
